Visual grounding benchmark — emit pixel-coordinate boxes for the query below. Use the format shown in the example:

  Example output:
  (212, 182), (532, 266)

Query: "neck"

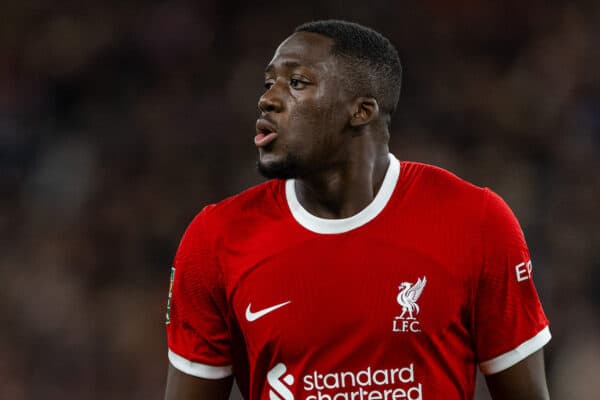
(294, 142), (390, 219)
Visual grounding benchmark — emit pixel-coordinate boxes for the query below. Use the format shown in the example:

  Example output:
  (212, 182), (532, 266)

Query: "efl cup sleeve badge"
(393, 276), (427, 333)
(165, 267), (175, 325)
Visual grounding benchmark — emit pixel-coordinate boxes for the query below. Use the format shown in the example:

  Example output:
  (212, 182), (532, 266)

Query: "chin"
(257, 153), (301, 180)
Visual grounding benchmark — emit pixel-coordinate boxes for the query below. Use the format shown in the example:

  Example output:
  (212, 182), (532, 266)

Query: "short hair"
(295, 20), (402, 115)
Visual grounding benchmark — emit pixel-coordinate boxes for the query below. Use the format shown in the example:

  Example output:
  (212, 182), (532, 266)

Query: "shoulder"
(400, 160), (487, 204)
(400, 161), (526, 246)
(397, 160), (521, 234)
(187, 179), (285, 234)
(401, 161), (479, 188)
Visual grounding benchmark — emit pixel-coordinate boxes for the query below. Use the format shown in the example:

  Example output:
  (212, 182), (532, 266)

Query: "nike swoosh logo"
(245, 301), (291, 322)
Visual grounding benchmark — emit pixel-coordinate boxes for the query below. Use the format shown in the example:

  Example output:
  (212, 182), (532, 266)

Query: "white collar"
(285, 153), (400, 234)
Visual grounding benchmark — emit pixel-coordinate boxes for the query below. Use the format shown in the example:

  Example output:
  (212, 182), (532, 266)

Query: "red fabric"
(166, 161), (549, 400)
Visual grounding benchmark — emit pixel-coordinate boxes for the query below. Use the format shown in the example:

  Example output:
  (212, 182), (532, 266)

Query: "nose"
(258, 86), (283, 114)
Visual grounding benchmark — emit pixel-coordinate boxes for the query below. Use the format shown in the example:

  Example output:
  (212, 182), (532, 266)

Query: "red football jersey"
(166, 155), (550, 400)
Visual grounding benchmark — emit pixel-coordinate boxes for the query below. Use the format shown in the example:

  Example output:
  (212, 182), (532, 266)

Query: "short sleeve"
(166, 206), (233, 379)
(474, 189), (550, 375)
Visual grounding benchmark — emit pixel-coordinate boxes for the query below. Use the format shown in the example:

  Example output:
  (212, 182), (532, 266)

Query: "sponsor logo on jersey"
(268, 363), (294, 400)
(515, 259), (533, 282)
(393, 276), (427, 333)
(165, 267), (175, 325)
(245, 300), (291, 322)
(267, 363), (423, 400)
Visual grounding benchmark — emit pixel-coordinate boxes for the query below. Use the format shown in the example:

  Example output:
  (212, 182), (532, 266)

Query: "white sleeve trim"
(168, 349), (233, 379)
(479, 326), (551, 375)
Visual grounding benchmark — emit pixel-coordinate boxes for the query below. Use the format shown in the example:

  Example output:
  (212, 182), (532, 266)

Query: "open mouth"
(255, 119), (279, 147)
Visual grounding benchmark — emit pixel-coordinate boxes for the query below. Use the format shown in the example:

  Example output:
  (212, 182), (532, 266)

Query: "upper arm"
(165, 208), (235, 396)
(165, 364), (233, 400)
(485, 349), (549, 400)
(475, 190), (551, 372)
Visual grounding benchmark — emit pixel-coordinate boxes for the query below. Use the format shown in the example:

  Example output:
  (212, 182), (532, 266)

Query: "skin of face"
(257, 32), (354, 180)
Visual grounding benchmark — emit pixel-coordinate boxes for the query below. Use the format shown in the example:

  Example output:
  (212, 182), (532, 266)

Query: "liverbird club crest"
(393, 277), (427, 333)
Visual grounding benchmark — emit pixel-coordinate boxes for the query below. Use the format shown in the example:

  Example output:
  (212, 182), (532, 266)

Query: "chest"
(225, 232), (476, 364)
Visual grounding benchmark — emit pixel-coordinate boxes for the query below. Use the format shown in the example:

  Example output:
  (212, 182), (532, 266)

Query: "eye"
(291, 78), (309, 89)
(264, 80), (274, 90)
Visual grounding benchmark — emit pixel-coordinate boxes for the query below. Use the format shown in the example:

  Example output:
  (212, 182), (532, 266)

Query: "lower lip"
(254, 132), (278, 147)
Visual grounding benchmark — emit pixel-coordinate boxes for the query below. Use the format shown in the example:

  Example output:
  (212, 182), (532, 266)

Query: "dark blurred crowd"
(1, 1), (599, 399)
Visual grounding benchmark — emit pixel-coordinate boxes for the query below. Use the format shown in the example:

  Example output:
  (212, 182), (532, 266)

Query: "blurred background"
(1, 0), (599, 399)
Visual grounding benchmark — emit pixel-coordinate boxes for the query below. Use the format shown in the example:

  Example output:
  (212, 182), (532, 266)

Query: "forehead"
(266, 32), (335, 72)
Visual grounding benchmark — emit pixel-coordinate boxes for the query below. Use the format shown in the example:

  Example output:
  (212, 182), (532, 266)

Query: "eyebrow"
(265, 61), (303, 74)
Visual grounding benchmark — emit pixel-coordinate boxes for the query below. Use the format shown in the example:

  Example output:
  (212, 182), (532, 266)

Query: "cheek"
(283, 90), (347, 154)
(290, 97), (340, 134)
(286, 102), (320, 140)
(288, 107), (326, 151)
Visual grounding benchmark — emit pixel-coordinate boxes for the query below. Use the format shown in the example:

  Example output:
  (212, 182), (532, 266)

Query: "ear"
(349, 97), (379, 128)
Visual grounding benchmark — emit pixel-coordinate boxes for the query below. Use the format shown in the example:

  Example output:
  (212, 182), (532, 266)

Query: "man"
(164, 20), (551, 400)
